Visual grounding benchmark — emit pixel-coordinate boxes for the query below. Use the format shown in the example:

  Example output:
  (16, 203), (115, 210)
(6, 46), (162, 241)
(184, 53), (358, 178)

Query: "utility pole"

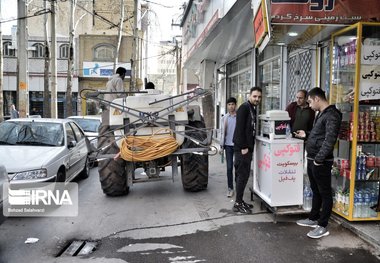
(43, 0), (51, 118)
(131, 0), (138, 91)
(50, 0), (58, 118)
(0, 0), (4, 122)
(114, 0), (125, 72)
(17, 0), (29, 118)
(66, 0), (75, 117)
(175, 39), (181, 95)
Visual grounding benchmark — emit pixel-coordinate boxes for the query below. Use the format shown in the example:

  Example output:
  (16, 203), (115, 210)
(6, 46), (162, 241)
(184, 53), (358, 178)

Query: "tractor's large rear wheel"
(180, 120), (209, 191)
(98, 124), (129, 196)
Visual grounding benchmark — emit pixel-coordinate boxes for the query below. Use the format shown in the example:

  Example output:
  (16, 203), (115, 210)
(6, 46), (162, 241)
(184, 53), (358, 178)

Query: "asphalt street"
(0, 155), (379, 263)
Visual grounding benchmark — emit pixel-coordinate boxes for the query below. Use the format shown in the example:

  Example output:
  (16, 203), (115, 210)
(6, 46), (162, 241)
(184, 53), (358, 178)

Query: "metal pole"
(17, 0), (29, 118)
(50, 0), (58, 118)
(131, 0), (138, 91)
(0, 1), (3, 122)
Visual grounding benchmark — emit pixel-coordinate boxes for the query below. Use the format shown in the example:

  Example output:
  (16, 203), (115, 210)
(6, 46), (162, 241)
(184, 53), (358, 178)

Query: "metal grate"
(288, 50), (312, 103)
(56, 240), (98, 257)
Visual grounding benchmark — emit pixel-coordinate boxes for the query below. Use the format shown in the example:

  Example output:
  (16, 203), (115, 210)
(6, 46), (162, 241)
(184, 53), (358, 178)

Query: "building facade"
(180, 0), (380, 135)
(2, 32), (78, 118)
(2, 0), (144, 117)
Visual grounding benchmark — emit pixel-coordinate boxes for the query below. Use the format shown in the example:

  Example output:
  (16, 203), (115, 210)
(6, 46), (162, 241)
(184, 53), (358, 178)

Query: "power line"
(0, 9), (51, 24)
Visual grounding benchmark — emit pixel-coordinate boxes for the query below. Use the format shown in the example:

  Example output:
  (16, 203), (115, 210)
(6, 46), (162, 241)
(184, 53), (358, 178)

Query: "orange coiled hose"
(119, 129), (179, 162)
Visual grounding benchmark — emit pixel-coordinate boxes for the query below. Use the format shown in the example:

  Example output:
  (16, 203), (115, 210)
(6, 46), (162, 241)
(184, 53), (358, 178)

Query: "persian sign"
(271, 0), (380, 24)
(360, 45), (380, 101)
(253, 1), (268, 48)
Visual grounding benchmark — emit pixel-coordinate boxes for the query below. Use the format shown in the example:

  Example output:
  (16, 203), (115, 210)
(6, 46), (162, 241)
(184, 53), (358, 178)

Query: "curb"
(331, 214), (380, 251)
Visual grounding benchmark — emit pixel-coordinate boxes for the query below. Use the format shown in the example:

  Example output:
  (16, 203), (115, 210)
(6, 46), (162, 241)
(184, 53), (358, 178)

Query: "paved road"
(0, 155), (379, 263)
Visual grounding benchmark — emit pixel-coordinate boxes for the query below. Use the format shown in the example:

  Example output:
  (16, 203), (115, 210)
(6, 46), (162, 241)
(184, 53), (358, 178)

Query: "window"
(94, 44), (115, 61)
(258, 57), (281, 112)
(226, 51), (252, 106)
(31, 43), (46, 58)
(65, 123), (76, 144)
(3, 41), (15, 57)
(59, 44), (70, 59)
(70, 122), (85, 141)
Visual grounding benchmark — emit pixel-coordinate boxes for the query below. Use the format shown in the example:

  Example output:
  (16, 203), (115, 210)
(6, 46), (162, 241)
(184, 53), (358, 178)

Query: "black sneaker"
(242, 201), (253, 209)
(233, 202), (252, 214)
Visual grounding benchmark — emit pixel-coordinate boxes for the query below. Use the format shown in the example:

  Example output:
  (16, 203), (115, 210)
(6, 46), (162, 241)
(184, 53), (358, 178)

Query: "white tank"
(109, 92), (188, 147)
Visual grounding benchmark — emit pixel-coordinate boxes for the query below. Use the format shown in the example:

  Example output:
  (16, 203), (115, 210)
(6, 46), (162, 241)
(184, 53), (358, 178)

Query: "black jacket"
(233, 101), (257, 151)
(306, 105), (342, 163)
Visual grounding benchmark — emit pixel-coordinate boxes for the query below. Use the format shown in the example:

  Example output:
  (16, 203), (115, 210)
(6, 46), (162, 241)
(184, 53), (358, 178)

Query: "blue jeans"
(225, 145), (234, 189)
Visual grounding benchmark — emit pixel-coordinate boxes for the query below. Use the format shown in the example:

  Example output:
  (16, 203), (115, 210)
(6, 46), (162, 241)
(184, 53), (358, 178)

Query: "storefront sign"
(82, 62), (131, 78)
(360, 45), (380, 101)
(253, 1), (268, 48)
(271, 0), (380, 24)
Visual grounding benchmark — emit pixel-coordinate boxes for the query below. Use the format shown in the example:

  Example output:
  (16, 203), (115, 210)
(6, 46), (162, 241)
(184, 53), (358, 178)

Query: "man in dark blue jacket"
(294, 87), (342, 239)
(233, 87), (262, 213)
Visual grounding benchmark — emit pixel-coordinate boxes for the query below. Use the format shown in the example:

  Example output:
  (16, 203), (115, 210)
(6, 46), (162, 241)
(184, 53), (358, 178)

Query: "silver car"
(0, 118), (90, 184)
(67, 115), (101, 149)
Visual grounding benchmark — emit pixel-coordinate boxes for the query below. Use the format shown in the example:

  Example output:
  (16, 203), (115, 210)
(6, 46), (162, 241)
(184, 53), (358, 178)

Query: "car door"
(69, 122), (88, 177)
(65, 123), (80, 180)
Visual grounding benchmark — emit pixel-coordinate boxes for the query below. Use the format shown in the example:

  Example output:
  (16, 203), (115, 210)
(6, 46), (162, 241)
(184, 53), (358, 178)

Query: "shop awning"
(183, 0), (253, 70)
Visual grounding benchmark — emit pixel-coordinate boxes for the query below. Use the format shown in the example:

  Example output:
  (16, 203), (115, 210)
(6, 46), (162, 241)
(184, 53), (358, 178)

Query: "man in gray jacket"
(294, 87), (342, 239)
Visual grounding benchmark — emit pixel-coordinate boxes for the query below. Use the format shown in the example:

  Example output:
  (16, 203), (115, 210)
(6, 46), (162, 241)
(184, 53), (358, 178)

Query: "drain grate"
(57, 240), (98, 257)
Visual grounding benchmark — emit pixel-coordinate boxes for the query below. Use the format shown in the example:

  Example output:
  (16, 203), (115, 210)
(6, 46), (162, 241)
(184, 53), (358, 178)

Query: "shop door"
(288, 50), (312, 103)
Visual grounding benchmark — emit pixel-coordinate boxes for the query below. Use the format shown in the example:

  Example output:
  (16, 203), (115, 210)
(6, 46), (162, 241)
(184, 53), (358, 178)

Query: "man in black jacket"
(233, 87), (262, 213)
(294, 87), (342, 239)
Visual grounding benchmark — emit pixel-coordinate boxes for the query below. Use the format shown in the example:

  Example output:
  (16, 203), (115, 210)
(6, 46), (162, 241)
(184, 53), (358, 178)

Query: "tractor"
(83, 88), (213, 196)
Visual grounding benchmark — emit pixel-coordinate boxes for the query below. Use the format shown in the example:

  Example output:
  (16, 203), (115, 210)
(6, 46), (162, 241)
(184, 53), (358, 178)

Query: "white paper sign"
(359, 81), (380, 100)
(361, 45), (380, 65)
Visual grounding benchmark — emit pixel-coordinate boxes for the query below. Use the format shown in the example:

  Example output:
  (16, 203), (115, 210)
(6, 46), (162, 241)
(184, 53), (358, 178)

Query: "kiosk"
(253, 111), (306, 220)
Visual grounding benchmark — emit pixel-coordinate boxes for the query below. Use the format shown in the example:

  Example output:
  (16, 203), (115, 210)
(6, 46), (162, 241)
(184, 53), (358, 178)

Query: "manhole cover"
(57, 240), (99, 257)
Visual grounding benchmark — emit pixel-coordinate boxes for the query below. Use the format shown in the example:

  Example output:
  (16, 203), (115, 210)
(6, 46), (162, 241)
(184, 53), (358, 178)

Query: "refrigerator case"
(253, 136), (304, 207)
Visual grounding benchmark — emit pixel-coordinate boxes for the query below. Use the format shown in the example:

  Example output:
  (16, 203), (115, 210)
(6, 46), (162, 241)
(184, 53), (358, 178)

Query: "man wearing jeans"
(294, 87), (342, 239)
(220, 97), (237, 198)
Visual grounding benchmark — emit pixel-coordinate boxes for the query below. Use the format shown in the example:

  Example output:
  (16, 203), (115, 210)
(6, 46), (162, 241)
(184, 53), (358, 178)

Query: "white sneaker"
(227, 188), (234, 198)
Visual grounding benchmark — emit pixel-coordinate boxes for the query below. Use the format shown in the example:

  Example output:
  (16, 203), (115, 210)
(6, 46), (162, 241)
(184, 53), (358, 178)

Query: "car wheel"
(79, 158), (90, 180)
(56, 169), (66, 182)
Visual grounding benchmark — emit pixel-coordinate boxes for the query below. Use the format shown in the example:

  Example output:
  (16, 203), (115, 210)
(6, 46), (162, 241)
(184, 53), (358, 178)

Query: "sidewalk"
(209, 147), (380, 251)
(331, 214), (380, 250)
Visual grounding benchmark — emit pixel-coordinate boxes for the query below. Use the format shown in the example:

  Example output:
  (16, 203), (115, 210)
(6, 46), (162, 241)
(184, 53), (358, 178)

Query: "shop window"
(258, 57), (281, 112)
(94, 44), (115, 61)
(226, 51), (252, 106)
(31, 43), (46, 58)
(59, 44), (70, 59)
(3, 41), (15, 57)
(30, 91), (44, 117)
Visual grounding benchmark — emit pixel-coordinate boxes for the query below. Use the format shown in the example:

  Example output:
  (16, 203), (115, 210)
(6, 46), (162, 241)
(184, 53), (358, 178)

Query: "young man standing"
(294, 87), (342, 239)
(233, 87), (262, 213)
(220, 97), (237, 198)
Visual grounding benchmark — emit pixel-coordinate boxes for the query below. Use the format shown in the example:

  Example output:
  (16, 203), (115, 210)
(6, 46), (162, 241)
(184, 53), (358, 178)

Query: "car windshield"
(0, 121), (64, 146)
(72, 118), (100, 133)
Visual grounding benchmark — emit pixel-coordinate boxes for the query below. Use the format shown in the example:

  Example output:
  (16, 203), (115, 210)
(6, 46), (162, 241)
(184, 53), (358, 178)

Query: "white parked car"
(68, 115), (101, 150)
(0, 118), (90, 184)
